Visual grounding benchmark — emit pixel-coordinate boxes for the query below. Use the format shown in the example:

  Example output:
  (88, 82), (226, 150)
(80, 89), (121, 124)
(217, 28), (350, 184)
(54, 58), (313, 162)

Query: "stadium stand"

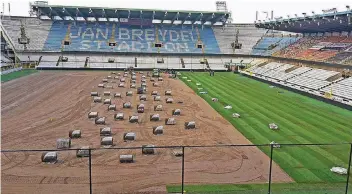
(213, 24), (267, 54)
(286, 76), (331, 90)
(2, 17), (222, 54)
(2, 16), (351, 66)
(1, 27), (15, 68)
(43, 21), (221, 54)
(252, 36), (300, 56)
(321, 77), (352, 100)
(1, 17), (51, 51)
(299, 68), (340, 80)
(244, 62), (352, 105)
(327, 52), (352, 64)
(272, 34), (352, 64)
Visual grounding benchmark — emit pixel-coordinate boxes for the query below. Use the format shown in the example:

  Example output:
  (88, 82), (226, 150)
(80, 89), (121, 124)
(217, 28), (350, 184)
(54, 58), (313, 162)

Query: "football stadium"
(1, 0), (352, 194)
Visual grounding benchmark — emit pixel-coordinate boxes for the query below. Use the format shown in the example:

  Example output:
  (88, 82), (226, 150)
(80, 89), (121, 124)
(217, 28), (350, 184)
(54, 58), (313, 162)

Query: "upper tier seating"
(327, 52), (352, 64)
(274, 36), (352, 64)
(213, 24), (267, 54)
(2, 17), (351, 65)
(2, 17), (52, 51)
(252, 36), (300, 56)
(43, 21), (220, 54)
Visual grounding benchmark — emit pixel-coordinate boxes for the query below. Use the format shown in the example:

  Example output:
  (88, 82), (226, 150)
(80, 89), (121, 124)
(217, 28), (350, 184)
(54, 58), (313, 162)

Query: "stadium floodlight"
(346, 5), (350, 11)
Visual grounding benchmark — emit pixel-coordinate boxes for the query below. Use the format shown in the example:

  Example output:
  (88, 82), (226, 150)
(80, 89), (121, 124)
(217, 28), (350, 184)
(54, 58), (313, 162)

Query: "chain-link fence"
(1, 143), (351, 194)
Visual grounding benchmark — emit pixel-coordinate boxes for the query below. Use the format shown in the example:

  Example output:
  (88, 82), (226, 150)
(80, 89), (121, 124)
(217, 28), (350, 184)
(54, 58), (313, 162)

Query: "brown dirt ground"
(1, 71), (293, 194)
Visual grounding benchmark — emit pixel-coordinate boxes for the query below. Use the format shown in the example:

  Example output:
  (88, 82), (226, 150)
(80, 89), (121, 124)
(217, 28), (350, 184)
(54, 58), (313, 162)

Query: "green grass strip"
(1, 69), (38, 82)
(178, 72), (352, 183)
(167, 183), (351, 194)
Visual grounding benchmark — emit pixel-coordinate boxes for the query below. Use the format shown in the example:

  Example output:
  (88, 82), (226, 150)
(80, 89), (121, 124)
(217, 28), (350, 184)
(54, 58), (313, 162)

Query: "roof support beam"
(193, 13), (203, 24)
(182, 13), (191, 25)
(63, 8), (75, 20)
(75, 8), (86, 21)
(49, 7), (62, 20)
(211, 15), (223, 25)
(203, 13), (215, 25)
(171, 12), (179, 24)
(115, 9), (120, 24)
(101, 8), (108, 21)
(88, 8), (97, 21)
(161, 11), (168, 23)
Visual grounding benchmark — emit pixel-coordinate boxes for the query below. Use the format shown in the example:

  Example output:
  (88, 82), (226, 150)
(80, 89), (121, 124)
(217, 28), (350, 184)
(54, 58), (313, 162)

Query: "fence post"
(182, 146), (185, 194)
(89, 149), (92, 194)
(268, 144), (274, 194)
(345, 143), (352, 194)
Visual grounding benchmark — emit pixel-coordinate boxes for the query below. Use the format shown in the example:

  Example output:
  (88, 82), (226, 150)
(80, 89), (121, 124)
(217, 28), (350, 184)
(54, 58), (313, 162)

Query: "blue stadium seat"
(252, 37), (299, 56)
(44, 22), (221, 54)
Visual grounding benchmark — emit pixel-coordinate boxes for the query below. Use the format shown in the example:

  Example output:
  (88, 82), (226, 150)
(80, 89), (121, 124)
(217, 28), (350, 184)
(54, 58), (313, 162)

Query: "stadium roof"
(30, 3), (230, 25)
(255, 10), (352, 33)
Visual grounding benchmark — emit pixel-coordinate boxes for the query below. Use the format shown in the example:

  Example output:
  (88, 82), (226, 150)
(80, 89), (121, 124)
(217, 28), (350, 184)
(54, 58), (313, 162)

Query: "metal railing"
(1, 143), (351, 194)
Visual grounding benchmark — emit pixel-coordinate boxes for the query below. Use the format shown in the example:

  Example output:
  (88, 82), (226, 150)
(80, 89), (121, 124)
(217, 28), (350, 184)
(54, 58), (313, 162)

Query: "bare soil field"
(1, 71), (292, 194)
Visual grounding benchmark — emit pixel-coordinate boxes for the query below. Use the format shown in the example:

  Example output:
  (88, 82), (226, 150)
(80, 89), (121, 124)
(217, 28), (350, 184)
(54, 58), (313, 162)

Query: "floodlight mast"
(216, 1), (232, 24)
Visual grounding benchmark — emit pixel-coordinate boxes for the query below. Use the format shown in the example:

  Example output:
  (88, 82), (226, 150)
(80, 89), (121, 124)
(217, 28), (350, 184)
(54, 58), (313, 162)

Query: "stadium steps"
(320, 82), (334, 91)
(285, 66), (299, 73)
(285, 68), (313, 80)
(326, 73), (343, 82)
(252, 36), (264, 50)
(257, 61), (270, 67)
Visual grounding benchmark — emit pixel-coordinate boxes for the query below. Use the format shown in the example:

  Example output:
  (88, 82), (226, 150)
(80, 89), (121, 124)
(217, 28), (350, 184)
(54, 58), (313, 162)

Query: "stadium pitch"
(1, 71), (293, 193)
(178, 72), (352, 190)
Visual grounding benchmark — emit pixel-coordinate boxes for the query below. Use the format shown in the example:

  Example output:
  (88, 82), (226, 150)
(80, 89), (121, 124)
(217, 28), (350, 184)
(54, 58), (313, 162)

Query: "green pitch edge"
(166, 182), (352, 194)
(178, 72), (352, 183)
(1, 69), (38, 82)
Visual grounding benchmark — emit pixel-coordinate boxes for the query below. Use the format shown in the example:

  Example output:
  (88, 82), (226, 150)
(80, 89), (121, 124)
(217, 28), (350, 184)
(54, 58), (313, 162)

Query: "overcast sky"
(1, 0), (351, 23)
